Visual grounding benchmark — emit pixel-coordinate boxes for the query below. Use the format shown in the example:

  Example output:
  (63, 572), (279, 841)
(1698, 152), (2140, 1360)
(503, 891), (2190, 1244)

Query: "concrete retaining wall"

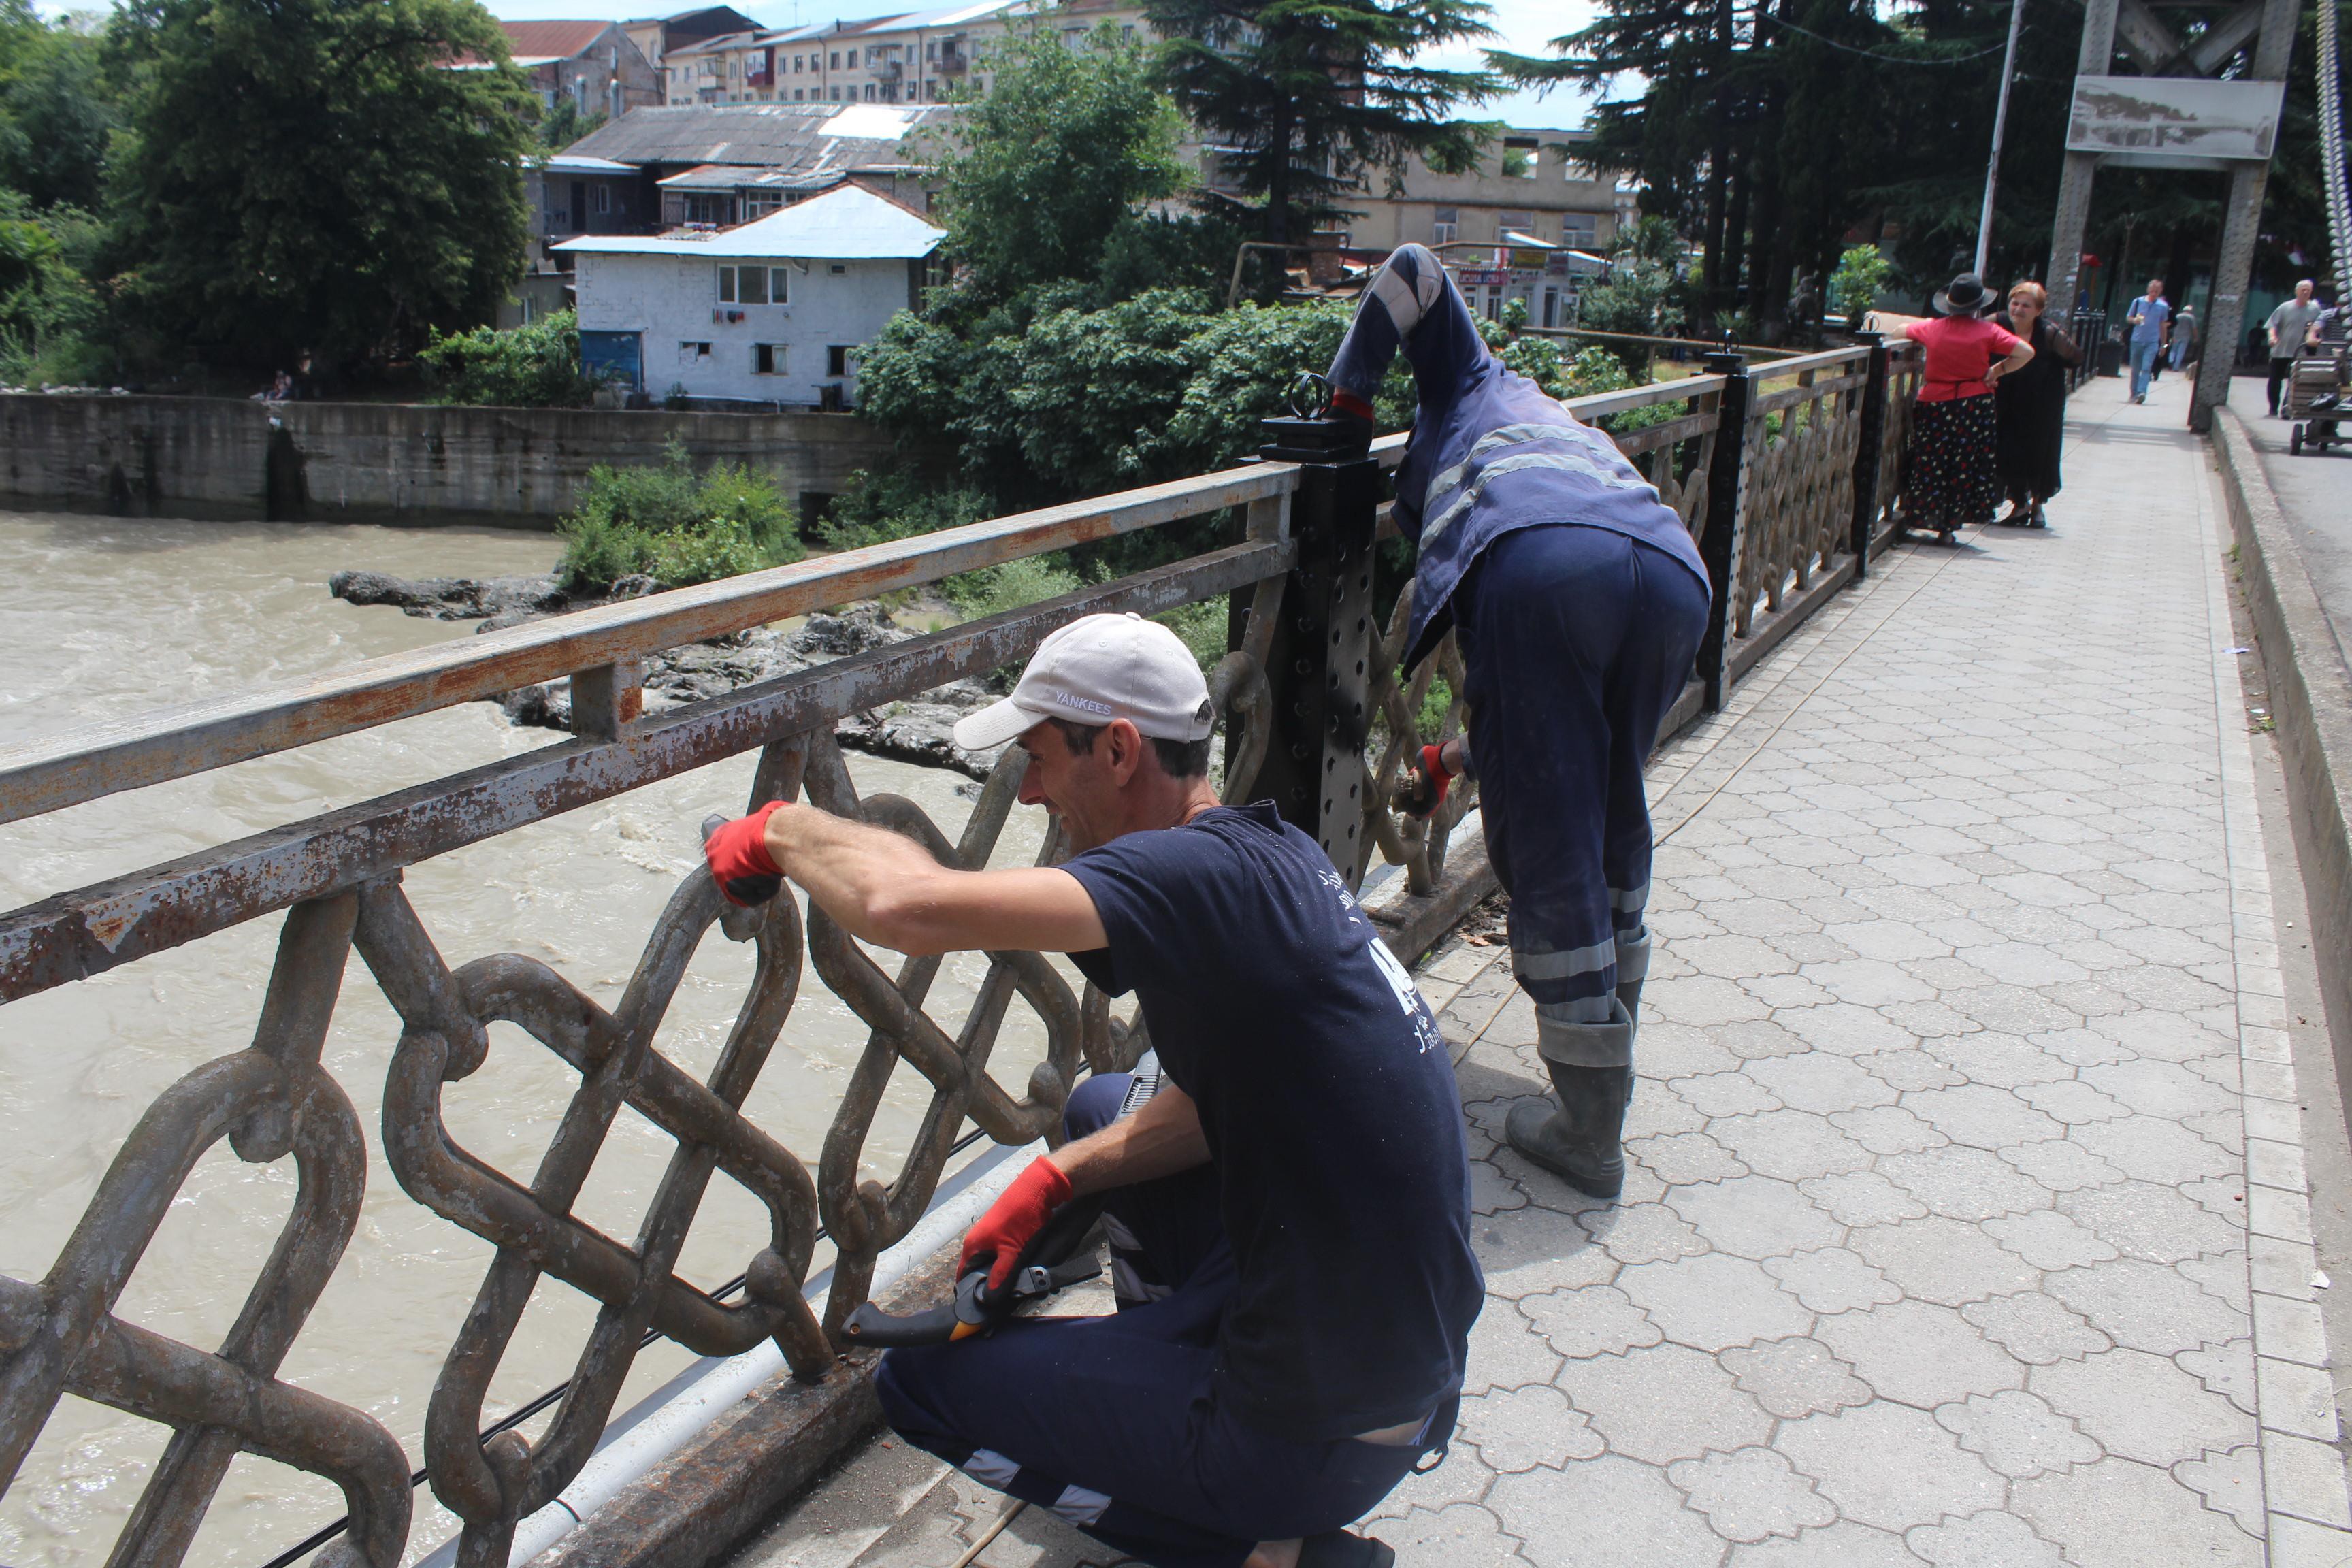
(0, 394), (906, 528)
(2210, 410), (2352, 1141)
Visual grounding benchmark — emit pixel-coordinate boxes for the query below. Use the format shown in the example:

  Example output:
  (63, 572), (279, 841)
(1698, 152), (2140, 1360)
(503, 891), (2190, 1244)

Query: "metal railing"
(0, 338), (1919, 1568)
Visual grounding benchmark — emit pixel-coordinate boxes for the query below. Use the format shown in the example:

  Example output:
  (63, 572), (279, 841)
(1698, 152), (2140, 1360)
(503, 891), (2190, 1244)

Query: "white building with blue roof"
(556, 182), (943, 410)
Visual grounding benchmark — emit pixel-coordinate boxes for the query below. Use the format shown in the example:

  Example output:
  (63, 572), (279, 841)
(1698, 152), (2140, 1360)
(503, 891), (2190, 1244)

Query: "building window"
(742, 190), (782, 218)
(719, 264), (787, 303)
(1501, 137), (1539, 178)
(754, 343), (785, 374)
(1432, 207), (1458, 246)
(864, 82), (876, 100)
(830, 50), (840, 67)
(1561, 213), (1599, 248)
(826, 344), (851, 377)
(1498, 210), (1534, 241)
(593, 184), (610, 214)
(683, 193), (729, 225)
(679, 340), (712, 363)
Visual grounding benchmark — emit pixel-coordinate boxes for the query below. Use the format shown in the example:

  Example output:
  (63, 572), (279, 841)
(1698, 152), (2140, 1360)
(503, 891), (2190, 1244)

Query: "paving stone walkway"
(729, 372), (2352, 1567)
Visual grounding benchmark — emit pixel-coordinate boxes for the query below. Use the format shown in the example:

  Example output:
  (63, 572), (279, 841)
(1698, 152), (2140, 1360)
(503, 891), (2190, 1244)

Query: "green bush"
(421, 308), (604, 407)
(557, 440), (802, 591)
(1829, 244), (1894, 321)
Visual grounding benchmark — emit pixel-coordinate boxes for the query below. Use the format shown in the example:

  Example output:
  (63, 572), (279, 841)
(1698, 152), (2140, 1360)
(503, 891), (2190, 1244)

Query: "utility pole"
(2046, 0), (2120, 311)
(1974, 0), (2027, 278)
(2189, 0), (2300, 431)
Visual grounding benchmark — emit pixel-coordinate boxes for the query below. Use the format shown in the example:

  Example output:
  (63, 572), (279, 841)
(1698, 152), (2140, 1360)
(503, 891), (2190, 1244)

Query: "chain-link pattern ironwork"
(1734, 365), (1869, 637)
(0, 600), (1276, 1567)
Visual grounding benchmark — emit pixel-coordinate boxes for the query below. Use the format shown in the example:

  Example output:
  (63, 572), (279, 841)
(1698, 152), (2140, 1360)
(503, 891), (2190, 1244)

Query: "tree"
(1145, 0), (1499, 243)
(420, 308), (606, 406)
(103, 0), (535, 373)
(536, 94), (607, 151)
(0, 0), (117, 212)
(927, 24), (1189, 303)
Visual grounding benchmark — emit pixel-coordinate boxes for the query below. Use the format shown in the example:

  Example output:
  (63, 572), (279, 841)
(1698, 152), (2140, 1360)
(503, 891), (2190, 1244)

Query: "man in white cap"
(701, 611), (1481, 1568)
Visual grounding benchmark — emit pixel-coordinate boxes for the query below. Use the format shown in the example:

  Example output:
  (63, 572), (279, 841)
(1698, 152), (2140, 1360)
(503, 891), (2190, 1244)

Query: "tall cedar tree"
(1499, 0), (2328, 336)
(929, 24), (1190, 301)
(1145, 0), (1499, 243)
(103, 0), (534, 372)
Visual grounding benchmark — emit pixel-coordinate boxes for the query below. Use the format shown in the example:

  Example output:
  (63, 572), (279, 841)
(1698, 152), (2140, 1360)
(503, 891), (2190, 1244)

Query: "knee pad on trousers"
(1535, 995), (1635, 1068)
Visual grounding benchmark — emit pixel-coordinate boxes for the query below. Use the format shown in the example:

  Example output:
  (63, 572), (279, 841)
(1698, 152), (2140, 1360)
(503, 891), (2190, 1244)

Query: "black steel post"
(1849, 331), (1891, 578)
(1695, 352), (1754, 714)
(1249, 416), (1380, 884)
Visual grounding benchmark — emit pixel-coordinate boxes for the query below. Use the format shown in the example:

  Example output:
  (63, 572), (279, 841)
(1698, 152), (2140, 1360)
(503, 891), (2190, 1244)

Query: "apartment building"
(451, 21), (665, 118)
(659, 0), (1147, 108)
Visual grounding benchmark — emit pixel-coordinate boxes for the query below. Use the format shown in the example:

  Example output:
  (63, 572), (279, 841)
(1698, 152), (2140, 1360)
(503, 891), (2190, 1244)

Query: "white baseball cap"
(952, 612), (1215, 751)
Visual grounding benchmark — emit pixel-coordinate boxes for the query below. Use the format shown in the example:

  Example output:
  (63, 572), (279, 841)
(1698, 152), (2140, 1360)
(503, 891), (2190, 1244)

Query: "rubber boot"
(1298, 1531), (1396, 1567)
(1505, 995), (1636, 1199)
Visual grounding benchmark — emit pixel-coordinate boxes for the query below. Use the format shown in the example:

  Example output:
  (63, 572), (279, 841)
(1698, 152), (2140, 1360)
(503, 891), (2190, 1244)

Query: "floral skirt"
(1904, 393), (2002, 525)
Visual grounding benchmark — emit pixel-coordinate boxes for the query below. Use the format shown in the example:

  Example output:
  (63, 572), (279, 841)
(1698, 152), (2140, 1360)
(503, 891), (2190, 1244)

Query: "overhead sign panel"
(2065, 75), (2287, 167)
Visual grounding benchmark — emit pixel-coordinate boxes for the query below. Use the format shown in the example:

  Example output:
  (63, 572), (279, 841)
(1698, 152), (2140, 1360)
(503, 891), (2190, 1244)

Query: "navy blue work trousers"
(1454, 524), (1710, 1034)
(875, 1075), (1439, 1568)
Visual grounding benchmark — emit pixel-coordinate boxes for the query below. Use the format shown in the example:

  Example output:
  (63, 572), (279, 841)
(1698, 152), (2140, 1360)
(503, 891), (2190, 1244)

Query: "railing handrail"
(0, 461), (1299, 828)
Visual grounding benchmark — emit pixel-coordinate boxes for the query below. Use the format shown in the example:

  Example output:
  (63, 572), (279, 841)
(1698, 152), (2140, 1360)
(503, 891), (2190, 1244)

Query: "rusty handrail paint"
(0, 463), (1298, 827)
(0, 541), (1290, 1005)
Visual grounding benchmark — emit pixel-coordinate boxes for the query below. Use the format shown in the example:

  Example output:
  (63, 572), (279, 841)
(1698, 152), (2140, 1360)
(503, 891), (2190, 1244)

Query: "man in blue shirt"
(1319, 244), (1712, 1200)
(703, 613), (1482, 1568)
(2125, 279), (2172, 404)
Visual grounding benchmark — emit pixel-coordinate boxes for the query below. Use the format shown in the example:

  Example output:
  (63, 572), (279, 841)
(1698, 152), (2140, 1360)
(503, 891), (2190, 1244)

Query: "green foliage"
(1574, 216), (1683, 372)
(103, 0), (536, 373)
(862, 287), (1360, 512)
(420, 309), (604, 407)
(0, 0), (114, 212)
(1829, 244), (1893, 319)
(557, 441), (803, 591)
(1145, 0), (1500, 243)
(0, 193), (112, 384)
(930, 24), (1188, 305)
(536, 95), (606, 152)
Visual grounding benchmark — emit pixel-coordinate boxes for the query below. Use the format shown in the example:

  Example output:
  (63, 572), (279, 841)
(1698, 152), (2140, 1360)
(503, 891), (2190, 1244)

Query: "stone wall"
(0, 394), (908, 528)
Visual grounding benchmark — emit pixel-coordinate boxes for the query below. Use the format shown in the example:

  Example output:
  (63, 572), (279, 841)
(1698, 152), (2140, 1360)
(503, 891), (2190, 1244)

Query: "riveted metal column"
(1696, 351), (1755, 713)
(1251, 416), (1379, 885)
(1850, 331), (1891, 578)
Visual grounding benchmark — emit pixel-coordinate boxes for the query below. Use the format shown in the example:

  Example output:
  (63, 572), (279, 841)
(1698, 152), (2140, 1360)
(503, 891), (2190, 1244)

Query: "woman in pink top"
(1899, 273), (2036, 536)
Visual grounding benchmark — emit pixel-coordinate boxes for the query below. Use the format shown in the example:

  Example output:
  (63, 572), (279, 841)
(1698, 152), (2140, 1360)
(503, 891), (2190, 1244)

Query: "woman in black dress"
(1991, 281), (2082, 527)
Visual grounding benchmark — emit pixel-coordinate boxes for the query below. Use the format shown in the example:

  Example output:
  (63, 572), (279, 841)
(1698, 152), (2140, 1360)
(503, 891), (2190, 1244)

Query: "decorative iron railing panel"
(0, 346), (1915, 1567)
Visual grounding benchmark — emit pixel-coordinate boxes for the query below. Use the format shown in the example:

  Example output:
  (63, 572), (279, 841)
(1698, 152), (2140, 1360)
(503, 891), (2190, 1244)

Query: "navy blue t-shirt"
(1062, 802), (1484, 1443)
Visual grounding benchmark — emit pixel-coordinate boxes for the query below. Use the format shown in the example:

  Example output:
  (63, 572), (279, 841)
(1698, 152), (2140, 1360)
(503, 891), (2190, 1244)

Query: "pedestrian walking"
(2267, 281), (2325, 415)
(1899, 273), (2037, 534)
(1991, 281), (2080, 527)
(2124, 279), (2171, 402)
(2170, 306), (2200, 372)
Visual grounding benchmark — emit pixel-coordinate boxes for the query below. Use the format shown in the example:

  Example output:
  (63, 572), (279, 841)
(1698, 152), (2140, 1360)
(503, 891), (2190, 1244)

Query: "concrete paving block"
(2266, 1432), (2352, 1528)
(1775, 1400), (2004, 1533)
(2174, 1443), (2268, 1537)
(2255, 1294), (2332, 1369)
(2257, 1355), (2343, 1443)
(2032, 1347), (2255, 1466)
(1903, 1509), (2070, 1567)
(2266, 1514), (2352, 1568)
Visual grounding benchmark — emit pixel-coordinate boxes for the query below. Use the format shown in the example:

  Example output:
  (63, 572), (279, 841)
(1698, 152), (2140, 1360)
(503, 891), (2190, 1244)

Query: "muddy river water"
(0, 512), (1062, 1566)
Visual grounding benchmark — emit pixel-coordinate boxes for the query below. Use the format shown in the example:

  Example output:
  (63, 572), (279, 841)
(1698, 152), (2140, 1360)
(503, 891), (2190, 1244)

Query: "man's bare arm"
(1049, 1083), (1211, 1194)
(761, 800), (1108, 955)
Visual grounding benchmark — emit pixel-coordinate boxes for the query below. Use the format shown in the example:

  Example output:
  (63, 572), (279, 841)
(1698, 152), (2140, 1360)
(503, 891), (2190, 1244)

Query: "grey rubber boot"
(1505, 996), (1637, 1199)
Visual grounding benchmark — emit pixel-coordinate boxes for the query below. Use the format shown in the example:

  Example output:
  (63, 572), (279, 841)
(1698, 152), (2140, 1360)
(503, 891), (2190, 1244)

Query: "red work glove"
(961, 1156), (1073, 1292)
(704, 802), (785, 906)
(1400, 742), (1453, 819)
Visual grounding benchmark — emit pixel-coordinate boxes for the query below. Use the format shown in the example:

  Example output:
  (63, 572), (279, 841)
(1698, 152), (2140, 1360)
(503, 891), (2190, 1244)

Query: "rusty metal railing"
(0, 347), (1917, 1567)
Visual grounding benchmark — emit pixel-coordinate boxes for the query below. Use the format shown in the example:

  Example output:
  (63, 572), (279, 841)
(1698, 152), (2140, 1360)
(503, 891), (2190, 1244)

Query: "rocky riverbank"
(329, 571), (1008, 778)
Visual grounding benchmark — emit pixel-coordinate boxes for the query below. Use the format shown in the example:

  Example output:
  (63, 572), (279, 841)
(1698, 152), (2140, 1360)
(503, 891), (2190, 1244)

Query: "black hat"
(1933, 273), (1992, 316)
